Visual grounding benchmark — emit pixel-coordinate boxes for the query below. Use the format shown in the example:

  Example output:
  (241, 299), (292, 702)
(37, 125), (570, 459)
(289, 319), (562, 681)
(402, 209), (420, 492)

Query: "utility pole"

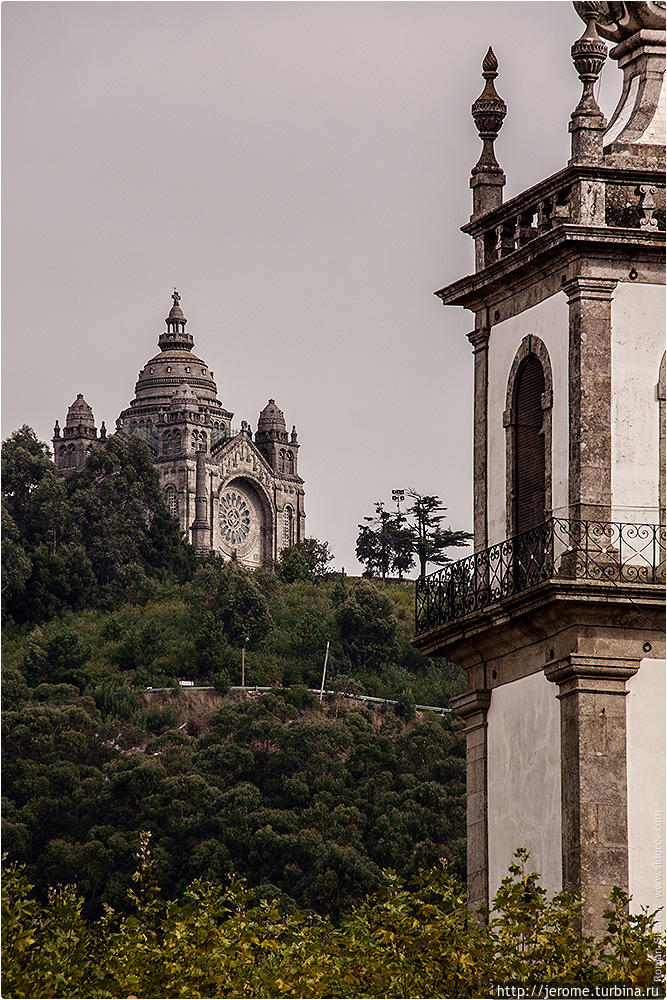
(319, 641), (330, 702)
(241, 636), (249, 687)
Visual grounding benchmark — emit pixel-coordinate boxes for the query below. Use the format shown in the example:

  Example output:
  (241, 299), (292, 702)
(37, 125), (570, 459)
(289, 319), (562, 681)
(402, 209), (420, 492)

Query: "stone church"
(53, 291), (306, 567)
(414, 2), (665, 936)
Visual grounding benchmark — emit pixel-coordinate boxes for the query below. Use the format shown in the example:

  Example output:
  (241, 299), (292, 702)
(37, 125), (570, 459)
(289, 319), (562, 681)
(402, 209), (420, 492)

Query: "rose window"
(220, 491), (252, 546)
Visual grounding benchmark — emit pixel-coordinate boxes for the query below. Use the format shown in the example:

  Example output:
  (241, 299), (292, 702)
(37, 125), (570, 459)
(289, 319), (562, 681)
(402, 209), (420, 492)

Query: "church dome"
(131, 291), (221, 408)
(65, 393), (95, 427)
(169, 383), (199, 411)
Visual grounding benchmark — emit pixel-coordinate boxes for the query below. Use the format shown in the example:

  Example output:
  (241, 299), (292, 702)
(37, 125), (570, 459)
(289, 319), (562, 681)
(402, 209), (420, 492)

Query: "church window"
(279, 448), (286, 473)
(185, 366), (190, 372)
(505, 336), (553, 540)
(286, 450), (295, 474)
(167, 366), (172, 373)
(202, 369), (207, 375)
(164, 486), (178, 517)
(219, 491), (252, 546)
(514, 356), (546, 534)
(283, 506), (294, 548)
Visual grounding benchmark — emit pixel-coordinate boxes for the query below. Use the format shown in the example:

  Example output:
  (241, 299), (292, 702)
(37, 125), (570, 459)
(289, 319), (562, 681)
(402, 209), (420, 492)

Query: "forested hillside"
(2, 427), (466, 919)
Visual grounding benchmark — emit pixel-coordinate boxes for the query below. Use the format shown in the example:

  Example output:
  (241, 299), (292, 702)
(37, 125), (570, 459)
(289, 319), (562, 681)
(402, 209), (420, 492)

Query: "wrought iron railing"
(415, 518), (665, 636)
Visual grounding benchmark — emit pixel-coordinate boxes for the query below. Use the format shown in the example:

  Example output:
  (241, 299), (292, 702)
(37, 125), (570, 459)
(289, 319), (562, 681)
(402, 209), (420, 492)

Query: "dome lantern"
(159, 288), (194, 352)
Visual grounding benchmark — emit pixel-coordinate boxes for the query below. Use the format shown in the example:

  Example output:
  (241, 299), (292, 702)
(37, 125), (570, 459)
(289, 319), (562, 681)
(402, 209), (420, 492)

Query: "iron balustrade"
(415, 517), (666, 636)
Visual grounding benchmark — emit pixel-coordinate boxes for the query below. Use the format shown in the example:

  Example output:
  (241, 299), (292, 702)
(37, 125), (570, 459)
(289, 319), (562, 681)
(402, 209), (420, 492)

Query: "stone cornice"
(435, 224), (665, 310)
(450, 688), (491, 722)
(544, 654), (640, 688)
(562, 275), (619, 300)
(467, 328), (491, 351)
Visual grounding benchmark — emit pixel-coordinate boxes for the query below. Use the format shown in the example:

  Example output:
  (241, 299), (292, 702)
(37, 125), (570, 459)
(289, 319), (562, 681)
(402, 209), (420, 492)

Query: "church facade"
(414, 3), (665, 936)
(53, 292), (305, 567)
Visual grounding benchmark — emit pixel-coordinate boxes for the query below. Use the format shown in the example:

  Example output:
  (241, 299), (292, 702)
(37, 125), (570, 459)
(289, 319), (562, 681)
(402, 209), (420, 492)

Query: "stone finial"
(569, 6), (608, 162)
(571, 6), (608, 115)
(100, 420), (107, 440)
(291, 425), (298, 443)
(53, 420), (61, 438)
(574, 1), (666, 157)
(470, 47), (507, 216)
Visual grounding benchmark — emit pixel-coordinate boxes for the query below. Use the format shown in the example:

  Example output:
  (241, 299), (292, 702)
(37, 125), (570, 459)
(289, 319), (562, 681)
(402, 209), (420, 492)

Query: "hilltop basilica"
(52, 291), (306, 568)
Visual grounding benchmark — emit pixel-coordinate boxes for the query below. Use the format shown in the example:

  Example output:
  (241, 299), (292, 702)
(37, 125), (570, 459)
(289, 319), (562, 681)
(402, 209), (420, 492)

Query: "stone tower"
(53, 291), (306, 567)
(52, 394), (105, 475)
(414, 3), (665, 936)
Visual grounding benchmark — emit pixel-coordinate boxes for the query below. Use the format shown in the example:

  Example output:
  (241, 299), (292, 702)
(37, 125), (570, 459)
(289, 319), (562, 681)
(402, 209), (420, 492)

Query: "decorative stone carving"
(470, 48), (507, 216)
(574, 1), (666, 42)
(636, 183), (659, 227)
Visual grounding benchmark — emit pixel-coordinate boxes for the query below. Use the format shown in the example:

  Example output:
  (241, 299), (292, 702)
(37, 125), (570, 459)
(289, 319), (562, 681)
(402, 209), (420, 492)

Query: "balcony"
(415, 518), (666, 637)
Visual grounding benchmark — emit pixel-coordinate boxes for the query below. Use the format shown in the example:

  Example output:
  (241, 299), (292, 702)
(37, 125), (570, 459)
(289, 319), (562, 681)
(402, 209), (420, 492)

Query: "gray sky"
(2, 2), (622, 573)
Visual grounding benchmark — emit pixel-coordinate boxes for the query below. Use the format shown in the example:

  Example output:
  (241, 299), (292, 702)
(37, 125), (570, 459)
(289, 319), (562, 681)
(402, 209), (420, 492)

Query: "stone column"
(545, 656), (639, 938)
(468, 325), (490, 552)
(564, 277), (617, 523)
(451, 688), (491, 914)
(191, 449), (210, 554)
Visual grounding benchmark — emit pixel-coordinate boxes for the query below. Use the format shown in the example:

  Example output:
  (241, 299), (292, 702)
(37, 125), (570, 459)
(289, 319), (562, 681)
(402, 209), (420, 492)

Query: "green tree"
(279, 547), (312, 583)
(335, 580), (399, 670)
(281, 537), (334, 580)
(203, 561), (273, 648)
(407, 490), (472, 578)
(356, 501), (395, 581)
(2, 850), (664, 999)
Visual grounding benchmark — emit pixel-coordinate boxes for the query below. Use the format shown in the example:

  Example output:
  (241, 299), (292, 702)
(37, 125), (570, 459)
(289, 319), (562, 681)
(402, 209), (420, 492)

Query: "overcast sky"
(2, 2), (623, 573)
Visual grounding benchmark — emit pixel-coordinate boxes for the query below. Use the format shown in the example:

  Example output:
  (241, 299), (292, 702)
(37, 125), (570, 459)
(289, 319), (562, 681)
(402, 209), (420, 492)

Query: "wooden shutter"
(514, 355), (546, 535)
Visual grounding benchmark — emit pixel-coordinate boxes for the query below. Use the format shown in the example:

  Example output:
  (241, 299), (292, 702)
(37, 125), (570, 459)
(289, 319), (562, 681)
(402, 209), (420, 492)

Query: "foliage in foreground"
(2, 847), (664, 1000)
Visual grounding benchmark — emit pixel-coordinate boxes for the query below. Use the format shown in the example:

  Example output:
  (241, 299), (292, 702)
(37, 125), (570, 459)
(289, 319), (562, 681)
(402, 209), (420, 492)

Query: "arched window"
(504, 336), (553, 538)
(163, 432), (172, 457)
(286, 450), (295, 474)
(514, 355), (546, 534)
(279, 448), (286, 473)
(164, 486), (178, 518)
(283, 506), (294, 548)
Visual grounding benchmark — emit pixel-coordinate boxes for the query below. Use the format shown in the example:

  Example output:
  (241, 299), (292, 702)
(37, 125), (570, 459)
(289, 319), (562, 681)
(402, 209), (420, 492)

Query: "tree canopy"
(3, 846), (663, 999)
(1, 428), (196, 623)
(356, 492), (473, 580)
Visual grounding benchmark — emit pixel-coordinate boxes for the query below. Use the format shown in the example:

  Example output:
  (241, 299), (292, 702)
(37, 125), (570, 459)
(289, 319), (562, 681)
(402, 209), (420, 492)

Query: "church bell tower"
(414, 3), (665, 936)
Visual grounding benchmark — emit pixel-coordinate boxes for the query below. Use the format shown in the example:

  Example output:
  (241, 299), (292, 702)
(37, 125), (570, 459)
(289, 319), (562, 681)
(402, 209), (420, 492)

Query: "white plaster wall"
(487, 294), (569, 547)
(611, 282), (664, 523)
(487, 670), (562, 899)
(626, 658), (666, 932)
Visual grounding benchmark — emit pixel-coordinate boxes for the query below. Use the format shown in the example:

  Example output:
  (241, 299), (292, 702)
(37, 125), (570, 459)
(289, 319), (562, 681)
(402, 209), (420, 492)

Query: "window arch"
(283, 505), (294, 548)
(164, 485), (178, 518)
(286, 450), (295, 474)
(279, 448), (287, 473)
(504, 336), (553, 537)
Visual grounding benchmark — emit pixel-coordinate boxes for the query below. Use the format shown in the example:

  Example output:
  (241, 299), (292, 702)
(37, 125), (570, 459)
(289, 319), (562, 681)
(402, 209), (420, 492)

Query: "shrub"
(2, 849), (664, 999)
(213, 669), (231, 695)
(135, 706), (177, 734)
